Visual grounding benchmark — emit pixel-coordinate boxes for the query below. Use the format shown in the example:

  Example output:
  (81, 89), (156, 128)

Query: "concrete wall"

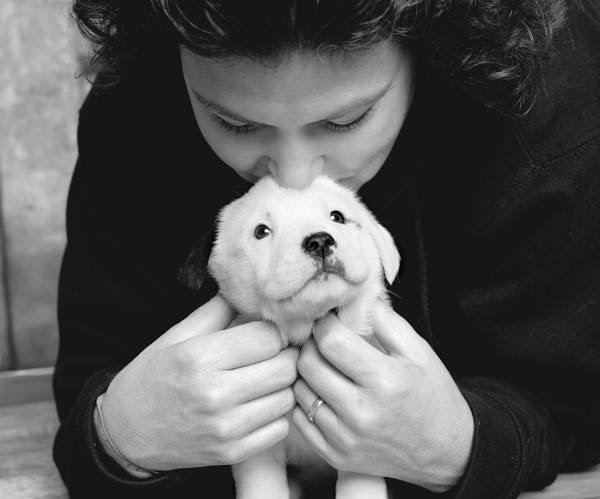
(0, 0), (89, 369)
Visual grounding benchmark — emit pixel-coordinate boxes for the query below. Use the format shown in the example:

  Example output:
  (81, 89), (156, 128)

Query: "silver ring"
(307, 397), (324, 423)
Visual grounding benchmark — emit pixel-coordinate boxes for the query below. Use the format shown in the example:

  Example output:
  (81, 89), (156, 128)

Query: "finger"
(293, 378), (321, 418)
(226, 315), (255, 328)
(293, 379), (348, 451)
(312, 314), (385, 386)
(291, 405), (336, 465)
(297, 339), (357, 415)
(203, 320), (285, 370)
(228, 416), (289, 464)
(226, 387), (295, 439)
(371, 299), (427, 358)
(156, 294), (236, 347)
(226, 347), (299, 403)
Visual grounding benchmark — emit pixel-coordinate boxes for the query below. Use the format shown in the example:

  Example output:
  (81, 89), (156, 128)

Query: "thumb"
(371, 299), (427, 358)
(154, 294), (236, 348)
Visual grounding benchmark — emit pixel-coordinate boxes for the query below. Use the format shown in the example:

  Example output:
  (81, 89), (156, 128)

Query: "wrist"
(94, 393), (160, 479)
(432, 397), (475, 492)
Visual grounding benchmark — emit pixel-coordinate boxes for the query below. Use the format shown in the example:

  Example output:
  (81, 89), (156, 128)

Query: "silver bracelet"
(94, 393), (159, 479)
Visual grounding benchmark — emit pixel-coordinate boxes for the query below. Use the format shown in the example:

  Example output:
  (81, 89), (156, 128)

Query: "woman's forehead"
(180, 41), (411, 126)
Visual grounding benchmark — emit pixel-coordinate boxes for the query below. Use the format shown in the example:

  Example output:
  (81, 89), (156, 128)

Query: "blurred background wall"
(0, 0), (89, 371)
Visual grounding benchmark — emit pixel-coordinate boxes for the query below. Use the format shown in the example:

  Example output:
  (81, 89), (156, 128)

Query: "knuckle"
(218, 443), (242, 465)
(278, 355), (298, 384)
(172, 345), (199, 373)
(372, 364), (410, 397)
(199, 386), (227, 413)
(397, 380), (411, 398)
(236, 321), (282, 355)
(349, 412), (366, 432)
(375, 376), (398, 397)
(211, 418), (233, 442)
(393, 374), (412, 398)
(222, 410), (250, 440)
(273, 416), (290, 440)
(263, 416), (289, 445)
(282, 346), (300, 365)
(257, 322), (284, 354)
(343, 435), (360, 455)
(318, 329), (344, 356)
(296, 353), (311, 377)
(282, 388), (296, 410)
(270, 390), (295, 420)
(350, 404), (375, 432)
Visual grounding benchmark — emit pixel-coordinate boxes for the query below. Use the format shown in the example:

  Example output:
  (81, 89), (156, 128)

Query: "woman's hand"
(292, 299), (474, 492)
(100, 294), (298, 471)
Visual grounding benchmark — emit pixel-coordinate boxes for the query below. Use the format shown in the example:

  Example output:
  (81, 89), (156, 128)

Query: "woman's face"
(181, 41), (414, 190)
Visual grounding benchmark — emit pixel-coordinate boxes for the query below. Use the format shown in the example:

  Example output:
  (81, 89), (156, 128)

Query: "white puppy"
(205, 175), (400, 499)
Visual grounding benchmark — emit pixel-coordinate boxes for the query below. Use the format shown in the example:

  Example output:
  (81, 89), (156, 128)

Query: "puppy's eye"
(329, 210), (346, 224)
(254, 224), (272, 239)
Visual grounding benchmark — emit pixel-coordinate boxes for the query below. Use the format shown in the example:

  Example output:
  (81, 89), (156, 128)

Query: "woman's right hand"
(99, 294), (298, 471)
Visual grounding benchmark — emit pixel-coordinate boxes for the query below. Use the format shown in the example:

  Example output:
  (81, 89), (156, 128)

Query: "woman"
(53, 1), (600, 498)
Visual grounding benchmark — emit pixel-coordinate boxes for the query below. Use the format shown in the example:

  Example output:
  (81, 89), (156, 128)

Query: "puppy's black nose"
(302, 232), (336, 260)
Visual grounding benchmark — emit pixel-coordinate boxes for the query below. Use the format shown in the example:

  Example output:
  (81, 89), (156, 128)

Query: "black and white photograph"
(0, 1), (599, 498)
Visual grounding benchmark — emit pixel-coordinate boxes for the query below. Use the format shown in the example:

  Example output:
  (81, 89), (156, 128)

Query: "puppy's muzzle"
(302, 231), (336, 261)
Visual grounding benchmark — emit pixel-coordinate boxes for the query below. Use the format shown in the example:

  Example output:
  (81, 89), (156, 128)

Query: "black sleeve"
(52, 71), (245, 498)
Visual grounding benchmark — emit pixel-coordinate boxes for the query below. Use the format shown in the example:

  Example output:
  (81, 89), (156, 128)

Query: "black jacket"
(53, 6), (600, 498)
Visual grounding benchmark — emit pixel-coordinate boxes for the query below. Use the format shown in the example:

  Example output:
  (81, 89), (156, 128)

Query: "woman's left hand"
(292, 299), (474, 493)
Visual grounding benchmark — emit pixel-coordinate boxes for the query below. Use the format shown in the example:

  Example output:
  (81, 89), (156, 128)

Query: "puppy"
(186, 175), (400, 499)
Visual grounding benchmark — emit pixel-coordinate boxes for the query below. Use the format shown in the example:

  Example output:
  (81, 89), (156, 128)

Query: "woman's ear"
(177, 224), (217, 291)
(359, 207), (401, 285)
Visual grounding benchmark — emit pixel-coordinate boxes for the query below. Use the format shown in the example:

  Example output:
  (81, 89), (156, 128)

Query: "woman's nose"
(266, 136), (324, 189)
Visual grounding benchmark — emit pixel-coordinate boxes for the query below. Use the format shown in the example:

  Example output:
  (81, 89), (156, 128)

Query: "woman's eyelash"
(211, 107), (374, 135)
(325, 108), (373, 132)
(211, 114), (258, 135)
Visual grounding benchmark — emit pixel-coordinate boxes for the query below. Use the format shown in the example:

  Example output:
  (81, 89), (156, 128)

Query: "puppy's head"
(189, 175), (400, 344)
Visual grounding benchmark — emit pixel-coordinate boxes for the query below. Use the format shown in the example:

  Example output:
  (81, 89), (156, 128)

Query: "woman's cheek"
(205, 134), (265, 177)
(351, 120), (398, 165)
(210, 141), (255, 173)
(378, 107), (405, 144)
(195, 118), (246, 166)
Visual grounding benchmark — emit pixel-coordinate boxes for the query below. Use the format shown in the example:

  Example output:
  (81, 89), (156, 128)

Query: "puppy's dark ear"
(178, 224), (217, 291)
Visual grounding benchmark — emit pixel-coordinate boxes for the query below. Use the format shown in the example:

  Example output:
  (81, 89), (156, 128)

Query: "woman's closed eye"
(325, 108), (373, 132)
(211, 112), (258, 135)
(210, 107), (374, 136)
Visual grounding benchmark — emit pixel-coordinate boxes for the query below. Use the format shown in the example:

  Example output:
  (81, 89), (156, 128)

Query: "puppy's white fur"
(208, 175), (400, 499)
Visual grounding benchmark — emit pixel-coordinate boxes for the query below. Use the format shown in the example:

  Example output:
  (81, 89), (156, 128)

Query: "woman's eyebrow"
(191, 83), (392, 125)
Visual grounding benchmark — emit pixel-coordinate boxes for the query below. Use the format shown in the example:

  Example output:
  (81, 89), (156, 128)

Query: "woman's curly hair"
(72, 0), (581, 116)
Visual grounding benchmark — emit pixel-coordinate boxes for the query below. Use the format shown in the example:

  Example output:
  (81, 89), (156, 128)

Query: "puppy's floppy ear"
(360, 208), (401, 285)
(178, 223), (217, 291)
